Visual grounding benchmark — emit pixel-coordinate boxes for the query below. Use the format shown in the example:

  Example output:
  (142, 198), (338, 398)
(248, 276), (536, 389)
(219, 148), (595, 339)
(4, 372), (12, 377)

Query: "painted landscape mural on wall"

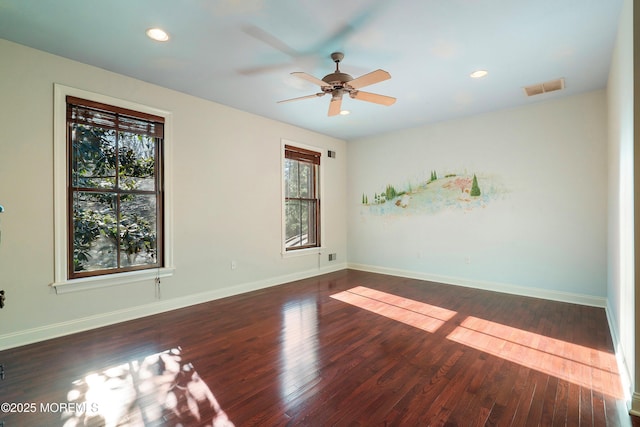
(361, 170), (508, 215)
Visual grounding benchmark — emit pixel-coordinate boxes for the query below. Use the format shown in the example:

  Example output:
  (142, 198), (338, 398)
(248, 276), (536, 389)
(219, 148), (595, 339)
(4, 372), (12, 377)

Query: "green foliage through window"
(67, 97), (164, 277)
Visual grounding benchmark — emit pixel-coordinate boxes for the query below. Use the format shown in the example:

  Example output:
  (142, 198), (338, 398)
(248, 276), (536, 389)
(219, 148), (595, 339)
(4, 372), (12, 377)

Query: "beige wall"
(0, 39), (347, 349)
(606, 0), (635, 411)
(347, 91), (608, 304)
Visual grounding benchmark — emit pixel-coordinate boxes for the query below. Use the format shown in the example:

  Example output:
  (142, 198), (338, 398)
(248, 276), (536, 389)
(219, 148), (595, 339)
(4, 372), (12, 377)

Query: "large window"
(66, 96), (164, 279)
(284, 144), (321, 251)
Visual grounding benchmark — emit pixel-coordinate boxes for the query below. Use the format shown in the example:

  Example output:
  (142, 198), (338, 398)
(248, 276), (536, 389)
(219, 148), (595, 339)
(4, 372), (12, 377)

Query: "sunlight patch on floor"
(330, 286), (623, 400)
(63, 347), (234, 427)
(330, 286), (457, 333)
(447, 316), (623, 399)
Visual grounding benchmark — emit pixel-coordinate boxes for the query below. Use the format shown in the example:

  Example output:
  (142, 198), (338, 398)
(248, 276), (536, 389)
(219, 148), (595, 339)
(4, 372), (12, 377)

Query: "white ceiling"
(0, 0), (623, 140)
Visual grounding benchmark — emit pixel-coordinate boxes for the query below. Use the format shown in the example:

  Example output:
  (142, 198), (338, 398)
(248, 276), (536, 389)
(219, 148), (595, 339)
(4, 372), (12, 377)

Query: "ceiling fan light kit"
(278, 52), (396, 116)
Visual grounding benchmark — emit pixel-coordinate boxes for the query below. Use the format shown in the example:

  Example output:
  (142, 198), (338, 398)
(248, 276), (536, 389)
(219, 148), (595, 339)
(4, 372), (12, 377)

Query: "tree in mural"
(470, 174), (481, 197)
(385, 184), (398, 201)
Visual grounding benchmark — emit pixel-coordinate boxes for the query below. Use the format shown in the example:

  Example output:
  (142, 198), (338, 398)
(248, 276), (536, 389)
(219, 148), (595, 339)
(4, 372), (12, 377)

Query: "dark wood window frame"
(284, 144), (321, 251)
(66, 96), (165, 279)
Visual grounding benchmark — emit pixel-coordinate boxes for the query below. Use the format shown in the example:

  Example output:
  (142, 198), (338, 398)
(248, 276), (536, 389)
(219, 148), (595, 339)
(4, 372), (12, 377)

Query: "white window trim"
(281, 139), (325, 257)
(52, 84), (175, 293)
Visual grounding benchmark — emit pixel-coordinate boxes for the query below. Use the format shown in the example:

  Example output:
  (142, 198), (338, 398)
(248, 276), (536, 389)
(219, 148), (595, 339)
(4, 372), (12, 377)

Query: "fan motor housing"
(322, 72), (353, 86)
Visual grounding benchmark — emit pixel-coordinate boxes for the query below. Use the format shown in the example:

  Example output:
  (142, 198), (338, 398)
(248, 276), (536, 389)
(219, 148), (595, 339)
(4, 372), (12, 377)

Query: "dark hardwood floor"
(0, 269), (635, 426)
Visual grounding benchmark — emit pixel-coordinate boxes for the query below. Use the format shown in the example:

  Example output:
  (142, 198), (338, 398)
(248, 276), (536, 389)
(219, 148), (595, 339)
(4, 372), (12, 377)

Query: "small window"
(66, 96), (164, 278)
(283, 144), (320, 251)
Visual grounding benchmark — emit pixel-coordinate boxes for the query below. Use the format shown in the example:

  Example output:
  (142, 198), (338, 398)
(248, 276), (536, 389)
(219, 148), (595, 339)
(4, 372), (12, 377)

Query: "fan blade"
(328, 96), (342, 117)
(277, 93), (325, 104)
(242, 25), (299, 57)
(291, 72), (329, 88)
(351, 90), (396, 106)
(239, 62), (292, 76)
(348, 69), (391, 89)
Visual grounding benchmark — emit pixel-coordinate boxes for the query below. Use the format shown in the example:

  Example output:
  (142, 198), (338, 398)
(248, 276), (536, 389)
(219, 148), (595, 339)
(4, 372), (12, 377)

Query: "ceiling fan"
(278, 52), (396, 116)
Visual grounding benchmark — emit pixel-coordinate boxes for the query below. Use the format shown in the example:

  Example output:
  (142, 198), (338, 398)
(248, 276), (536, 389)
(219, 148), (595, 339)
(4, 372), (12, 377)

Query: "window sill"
(282, 247), (324, 258)
(51, 267), (175, 294)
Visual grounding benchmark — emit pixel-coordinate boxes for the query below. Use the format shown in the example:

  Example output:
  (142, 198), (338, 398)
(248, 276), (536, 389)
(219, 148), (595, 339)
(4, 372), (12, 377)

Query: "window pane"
(284, 159), (299, 198)
(299, 200), (309, 245)
(298, 162), (313, 198)
(118, 132), (156, 191)
(119, 194), (157, 267)
(305, 201), (317, 245)
(285, 199), (301, 247)
(72, 191), (118, 272)
(285, 199), (316, 248)
(71, 124), (116, 189)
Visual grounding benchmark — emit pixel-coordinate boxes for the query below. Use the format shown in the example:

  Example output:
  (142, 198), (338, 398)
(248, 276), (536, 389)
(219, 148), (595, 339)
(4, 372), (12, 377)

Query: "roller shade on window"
(67, 96), (164, 139)
(285, 145), (321, 165)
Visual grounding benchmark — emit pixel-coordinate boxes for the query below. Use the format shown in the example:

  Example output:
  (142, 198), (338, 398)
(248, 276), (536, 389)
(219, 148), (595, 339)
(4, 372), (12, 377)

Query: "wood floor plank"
(540, 375), (559, 426)
(0, 269), (634, 426)
(524, 370), (550, 427)
(567, 382), (582, 425)
(491, 365), (531, 427)
(510, 370), (537, 426)
(553, 379), (570, 426)
(416, 351), (486, 425)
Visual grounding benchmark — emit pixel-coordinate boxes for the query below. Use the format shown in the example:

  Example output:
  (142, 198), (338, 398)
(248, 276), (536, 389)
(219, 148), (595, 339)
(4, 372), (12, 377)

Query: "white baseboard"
(630, 392), (640, 417)
(347, 263), (608, 308)
(606, 298), (634, 413)
(0, 262), (347, 351)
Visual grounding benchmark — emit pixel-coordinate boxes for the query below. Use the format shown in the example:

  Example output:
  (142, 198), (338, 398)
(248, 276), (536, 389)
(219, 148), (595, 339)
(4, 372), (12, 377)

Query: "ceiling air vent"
(523, 78), (565, 97)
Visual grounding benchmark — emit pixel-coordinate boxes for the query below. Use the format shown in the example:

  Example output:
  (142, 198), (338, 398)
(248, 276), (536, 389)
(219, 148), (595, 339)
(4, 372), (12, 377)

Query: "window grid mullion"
(114, 116), (121, 270)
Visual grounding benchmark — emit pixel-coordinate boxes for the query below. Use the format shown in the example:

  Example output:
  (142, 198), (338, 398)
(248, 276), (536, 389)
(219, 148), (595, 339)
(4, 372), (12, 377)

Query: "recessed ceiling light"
(146, 28), (169, 42)
(339, 110), (350, 116)
(470, 70), (488, 79)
